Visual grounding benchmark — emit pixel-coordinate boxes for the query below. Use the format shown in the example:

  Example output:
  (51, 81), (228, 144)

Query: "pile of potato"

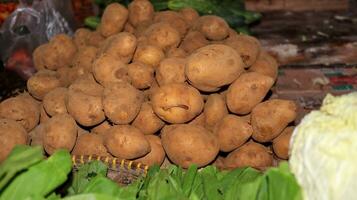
(0, 0), (297, 170)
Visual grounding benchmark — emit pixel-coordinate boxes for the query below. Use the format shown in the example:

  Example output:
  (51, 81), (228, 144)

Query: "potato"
(134, 135), (165, 166)
(27, 70), (61, 100)
(204, 94), (228, 129)
(77, 126), (89, 136)
(156, 58), (186, 86)
(56, 67), (74, 87)
(134, 21), (153, 37)
(226, 72), (274, 115)
(225, 34), (261, 68)
(212, 156), (226, 170)
(145, 22), (180, 51)
(188, 112), (206, 127)
(0, 119), (28, 162)
(66, 90), (105, 127)
(32, 44), (47, 70)
(249, 51), (278, 81)
(132, 102), (165, 135)
(87, 31), (105, 47)
(73, 28), (91, 49)
(99, 32), (137, 63)
(154, 11), (188, 36)
(92, 54), (130, 87)
(71, 46), (97, 73)
(29, 124), (45, 146)
(99, 3), (129, 37)
(124, 22), (135, 33)
(103, 82), (144, 124)
(161, 124), (219, 168)
(133, 45), (165, 68)
(69, 73), (104, 97)
(104, 125), (150, 159)
(251, 99), (297, 142)
(40, 104), (50, 123)
(43, 87), (68, 116)
(151, 83), (204, 123)
(165, 47), (187, 58)
(0, 94), (40, 131)
(42, 114), (77, 155)
(179, 7), (199, 26)
(127, 62), (154, 89)
(128, 0), (154, 27)
(72, 133), (110, 156)
(225, 141), (273, 170)
(272, 126), (294, 159)
(214, 115), (252, 152)
(193, 16), (229, 41)
(180, 31), (209, 54)
(91, 120), (112, 136)
(186, 44), (244, 91)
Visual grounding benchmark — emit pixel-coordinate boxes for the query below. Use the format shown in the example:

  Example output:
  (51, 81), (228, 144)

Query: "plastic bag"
(0, 0), (76, 80)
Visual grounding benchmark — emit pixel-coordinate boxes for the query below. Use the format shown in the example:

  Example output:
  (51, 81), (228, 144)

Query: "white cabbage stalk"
(289, 92), (357, 200)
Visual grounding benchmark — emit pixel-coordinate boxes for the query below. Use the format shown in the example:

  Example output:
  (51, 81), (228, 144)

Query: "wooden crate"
(245, 0), (349, 12)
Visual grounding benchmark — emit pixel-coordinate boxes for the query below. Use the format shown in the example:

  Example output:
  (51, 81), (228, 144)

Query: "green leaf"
(62, 193), (119, 200)
(182, 165), (198, 197)
(0, 150), (72, 200)
(200, 166), (223, 200)
(82, 175), (120, 195)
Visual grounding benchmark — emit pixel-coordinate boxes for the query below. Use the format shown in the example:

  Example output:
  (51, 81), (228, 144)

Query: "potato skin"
(29, 124), (45, 146)
(134, 135), (165, 166)
(194, 16), (229, 41)
(87, 31), (105, 47)
(225, 141), (273, 170)
(91, 120), (112, 136)
(72, 133), (109, 156)
(127, 62), (154, 89)
(128, 0), (154, 27)
(42, 114), (78, 155)
(71, 46), (97, 74)
(179, 7), (199, 26)
(103, 82), (144, 124)
(0, 119), (28, 162)
(251, 99), (297, 142)
(145, 22), (180, 51)
(132, 102), (165, 135)
(156, 58), (186, 86)
(161, 124), (219, 168)
(204, 94), (228, 129)
(272, 126), (294, 159)
(186, 44), (244, 91)
(100, 3), (129, 37)
(69, 73), (104, 97)
(73, 28), (91, 49)
(226, 72), (274, 115)
(180, 31), (209, 54)
(33, 44), (47, 70)
(104, 125), (150, 159)
(43, 87), (68, 116)
(27, 70), (61, 100)
(249, 51), (278, 81)
(165, 47), (187, 58)
(151, 83), (204, 124)
(154, 11), (188, 37)
(214, 115), (252, 152)
(133, 45), (165, 68)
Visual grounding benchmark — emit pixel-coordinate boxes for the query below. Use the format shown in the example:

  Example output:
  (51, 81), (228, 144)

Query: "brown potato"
(180, 31), (209, 54)
(154, 11), (188, 36)
(32, 44), (47, 70)
(133, 45), (165, 68)
(151, 83), (204, 123)
(156, 58), (186, 86)
(193, 16), (229, 41)
(42, 114), (78, 155)
(128, 0), (154, 27)
(251, 99), (297, 142)
(87, 31), (105, 47)
(249, 51), (279, 81)
(91, 120), (112, 136)
(29, 124), (45, 146)
(272, 126), (294, 159)
(214, 115), (252, 152)
(0, 119), (28, 162)
(179, 7), (199, 26)
(134, 135), (165, 166)
(204, 94), (228, 129)
(103, 82), (144, 124)
(99, 3), (129, 37)
(145, 22), (180, 51)
(124, 22), (135, 33)
(27, 70), (61, 100)
(71, 46), (97, 73)
(132, 102), (165, 135)
(69, 73), (104, 97)
(225, 141), (273, 170)
(226, 72), (274, 115)
(56, 67), (74, 87)
(104, 125), (150, 159)
(212, 156), (226, 170)
(43, 87), (68, 116)
(188, 112), (206, 127)
(161, 124), (219, 168)
(127, 62), (154, 89)
(0, 94), (40, 131)
(165, 47), (187, 58)
(134, 21), (153, 37)
(40, 104), (50, 123)
(72, 133), (110, 156)
(73, 28), (91, 49)
(186, 44), (244, 91)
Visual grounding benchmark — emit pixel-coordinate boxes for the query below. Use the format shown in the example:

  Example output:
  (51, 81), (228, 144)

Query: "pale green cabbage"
(289, 92), (357, 200)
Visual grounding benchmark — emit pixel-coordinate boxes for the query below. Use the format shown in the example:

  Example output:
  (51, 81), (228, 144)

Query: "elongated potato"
(226, 72), (274, 115)
(71, 46), (97, 73)
(193, 16), (229, 41)
(104, 125), (150, 159)
(27, 70), (61, 100)
(251, 99), (297, 142)
(134, 135), (165, 166)
(249, 51), (278, 81)
(180, 31), (209, 54)
(72, 133), (110, 156)
(99, 3), (129, 37)
(132, 102), (165, 135)
(145, 22), (180, 51)
(156, 58), (186, 86)
(43, 87), (68, 116)
(69, 73), (104, 97)
(151, 83), (204, 123)
(133, 45), (165, 68)
(161, 124), (219, 168)
(128, 0), (154, 27)
(272, 126), (294, 159)
(127, 62), (154, 89)
(204, 94), (228, 129)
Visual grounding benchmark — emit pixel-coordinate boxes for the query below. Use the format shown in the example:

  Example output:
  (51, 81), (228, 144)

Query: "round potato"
(204, 94), (228, 129)
(179, 7), (199, 26)
(156, 58), (186, 86)
(225, 141), (273, 170)
(128, 0), (154, 27)
(73, 28), (91, 49)
(99, 3), (129, 37)
(180, 31), (209, 54)
(69, 73), (104, 97)
(71, 46), (97, 73)
(251, 99), (297, 142)
(103, 82), (144, 124)
(193, 16), (229, 41)
(0, 119), (28, 162)
(132, 102), (165, 135)
(214, 115), (252, 152)
(226, 72), (274, 115)
(134, 135), (165, 166)
(133, 45), (165, 68)
(161, 124), (219, 168)
(72, 133), (110, 156)
(42, 114), (78, 155)
(154, 11), (188, 36)
(145, 22), (180, 51)
(186, 44), (244, 91)
(249, 51), (279, 81)
(127, 62), (154, 89)
(104, 125), (150, 159)
(272, 126), (294, 159)
(165, 47), (187, 58)
(27, 70), (61, 100)
(43, 87), (68, 116)
(91, 120), (112, 136)
(151, 83), (204, 123)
